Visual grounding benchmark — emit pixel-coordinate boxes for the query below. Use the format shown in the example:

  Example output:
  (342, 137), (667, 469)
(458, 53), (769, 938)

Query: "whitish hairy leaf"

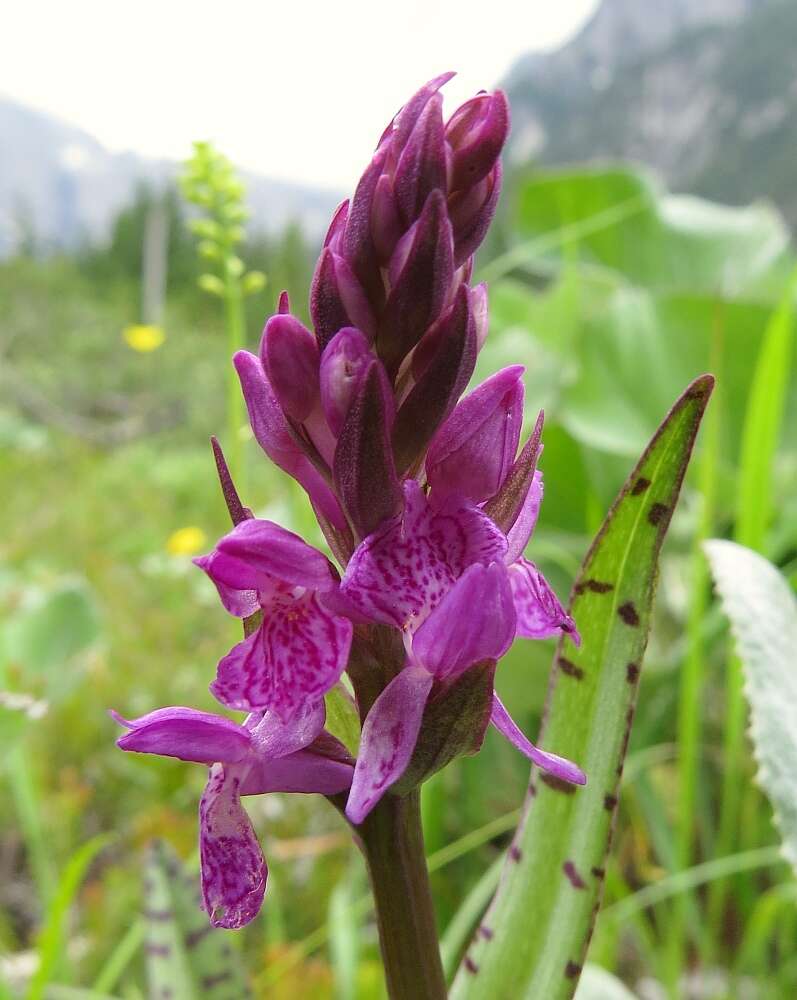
(704, 541), (797, 873)
(575, 965), (638, 1000)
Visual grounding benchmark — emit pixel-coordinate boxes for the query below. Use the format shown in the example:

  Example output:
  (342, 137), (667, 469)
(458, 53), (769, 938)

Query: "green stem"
(224, 275), (245, 488)
(357, 790), (446, 1000)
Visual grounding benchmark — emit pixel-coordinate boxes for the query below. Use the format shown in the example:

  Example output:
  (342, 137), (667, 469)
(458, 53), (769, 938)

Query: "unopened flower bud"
(333, 360), (401, 539)
(380, 189), (455, 377)
(393, 92), (447, 224)
(261, 314), (320, 423)
(446, 91), (510, 192)
(426, 365), (525, 503)
(324, 200), (349, 253)
(311, 248), (376, 349)
(448, 160), (502, 267)
(320, 327), (373, 436)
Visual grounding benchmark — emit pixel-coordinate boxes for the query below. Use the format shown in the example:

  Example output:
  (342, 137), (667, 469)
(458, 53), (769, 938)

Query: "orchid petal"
(341, 480), (507, 630)
(193, 552), (259, 619)
(510, 557), (581, 645)
(249, 701), (326, 758)
(504, 469), (544, 564)
(241, 749), (354, 796)
(112, 706), (252, 764)
(199, 764), (267, 928)
(216, 518), (336, 593)
(211, 595), (353, 721)
(412, 563), (516, 678)
(490, 694), (586, 785)
(345, 666), (434, 824)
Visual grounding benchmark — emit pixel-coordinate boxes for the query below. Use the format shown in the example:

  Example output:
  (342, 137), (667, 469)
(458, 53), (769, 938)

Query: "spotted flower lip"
(111, 705), (353, 928)
(195, 519), (353, 723)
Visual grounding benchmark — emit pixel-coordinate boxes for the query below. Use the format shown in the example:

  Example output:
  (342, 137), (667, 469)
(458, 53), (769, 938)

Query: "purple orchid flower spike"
(114, 78), (586, 967)
(111, 704), (353, 928)
(194, 518), (353, 722)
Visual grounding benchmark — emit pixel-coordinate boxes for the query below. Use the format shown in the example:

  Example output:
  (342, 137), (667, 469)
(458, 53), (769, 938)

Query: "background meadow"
(2, 1), (797, 997)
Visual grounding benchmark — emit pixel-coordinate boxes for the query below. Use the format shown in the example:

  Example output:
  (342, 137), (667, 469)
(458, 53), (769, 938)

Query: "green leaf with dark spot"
(450, 375), (713, 1000)
(145, 841), (250, 1000)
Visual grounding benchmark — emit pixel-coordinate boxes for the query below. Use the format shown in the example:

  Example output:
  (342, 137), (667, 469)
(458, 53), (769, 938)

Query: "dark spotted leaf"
(450, 375), (713, 1000)
(144, 841), (250, 1000)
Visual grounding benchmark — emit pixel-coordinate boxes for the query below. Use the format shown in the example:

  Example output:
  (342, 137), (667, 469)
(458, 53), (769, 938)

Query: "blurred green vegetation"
(1, 163), (796, 999)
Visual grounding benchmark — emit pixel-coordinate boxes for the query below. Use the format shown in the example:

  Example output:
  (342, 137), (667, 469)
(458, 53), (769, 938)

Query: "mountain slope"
(505, 0), (797, 224)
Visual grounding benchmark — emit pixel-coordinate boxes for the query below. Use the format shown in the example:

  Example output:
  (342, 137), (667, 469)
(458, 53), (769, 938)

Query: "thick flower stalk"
(114, 74), (585, 995)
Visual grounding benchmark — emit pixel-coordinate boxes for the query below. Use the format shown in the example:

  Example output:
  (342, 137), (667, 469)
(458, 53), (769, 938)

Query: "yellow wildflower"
(123, 324), (165, 352)
(166, 526), (207, 557)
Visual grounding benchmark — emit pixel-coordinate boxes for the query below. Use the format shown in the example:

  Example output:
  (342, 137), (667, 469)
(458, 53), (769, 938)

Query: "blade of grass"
(28, 834), (114, 1000)
(480, 197), (646, 284)
(91, 923), (145, 996)
(440, 858), (504, 981)
(328, 867), (360, 1000)
(668, 305), (724, 978)
(602, 846), (783, 925)
(710, 272), (796, 933)
(7, 746), (57, 907)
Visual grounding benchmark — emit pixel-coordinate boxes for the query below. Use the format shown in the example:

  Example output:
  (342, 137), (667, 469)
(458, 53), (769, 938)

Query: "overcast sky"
(2, 0), (598, 190)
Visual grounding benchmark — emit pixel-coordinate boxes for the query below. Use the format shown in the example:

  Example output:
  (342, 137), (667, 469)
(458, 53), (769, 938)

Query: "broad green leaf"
(512, 167), (790, 297)
(735, 269), (796, 550)
(143, 843), (195, 1000)
(704, 541), (797, 873)
(4, 579), (101, 699)
(144, 841), (250, 1000)
(450, 375), (713, 1000)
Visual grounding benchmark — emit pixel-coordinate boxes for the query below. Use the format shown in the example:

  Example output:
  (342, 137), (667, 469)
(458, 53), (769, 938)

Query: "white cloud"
(1, 0), (598, 189)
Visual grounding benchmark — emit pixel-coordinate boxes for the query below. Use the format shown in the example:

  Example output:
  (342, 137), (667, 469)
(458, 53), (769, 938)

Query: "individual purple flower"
(428, 369), (580, 644)
(339, 481), (583, 823)
(194, 519), (353, 722)
(112, 704), (353, 928)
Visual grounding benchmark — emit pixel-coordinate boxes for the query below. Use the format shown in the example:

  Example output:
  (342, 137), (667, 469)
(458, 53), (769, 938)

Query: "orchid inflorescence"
(113, 73), (585, 932)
